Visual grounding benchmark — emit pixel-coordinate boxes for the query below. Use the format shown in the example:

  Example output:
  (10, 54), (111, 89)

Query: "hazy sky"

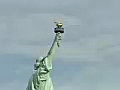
(0, 0), (120, 90)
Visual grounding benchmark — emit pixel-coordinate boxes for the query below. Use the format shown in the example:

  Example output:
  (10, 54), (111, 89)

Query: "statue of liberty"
(26, 22), (64, 90)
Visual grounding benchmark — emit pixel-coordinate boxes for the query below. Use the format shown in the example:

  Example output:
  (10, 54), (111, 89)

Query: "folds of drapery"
(26, 57), (53, 90)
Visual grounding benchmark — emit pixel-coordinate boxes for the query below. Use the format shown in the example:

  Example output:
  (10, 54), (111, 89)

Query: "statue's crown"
(36, 56), (44, 62)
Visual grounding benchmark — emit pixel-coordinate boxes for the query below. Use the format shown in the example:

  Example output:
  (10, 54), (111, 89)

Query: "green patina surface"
(26, 32), (63, 90)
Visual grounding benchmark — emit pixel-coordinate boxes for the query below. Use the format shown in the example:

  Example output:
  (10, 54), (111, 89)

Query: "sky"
(0, 0), (120, 90)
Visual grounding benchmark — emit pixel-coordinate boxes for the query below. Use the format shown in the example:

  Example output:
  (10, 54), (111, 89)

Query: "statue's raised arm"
(47, 32), (62, 61)
(47, 22), (64, 62)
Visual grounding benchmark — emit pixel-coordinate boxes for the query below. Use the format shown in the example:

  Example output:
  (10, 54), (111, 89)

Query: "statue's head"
(34, 56), (44, 70)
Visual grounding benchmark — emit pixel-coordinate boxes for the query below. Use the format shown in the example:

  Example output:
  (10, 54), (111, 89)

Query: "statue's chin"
(34, 67), (38, 70)
(34, 65), (40, 70)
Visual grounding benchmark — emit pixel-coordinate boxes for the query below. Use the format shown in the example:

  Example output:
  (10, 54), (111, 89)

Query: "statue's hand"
(55, 32), (62, 47)
(56, 32), (62, 41)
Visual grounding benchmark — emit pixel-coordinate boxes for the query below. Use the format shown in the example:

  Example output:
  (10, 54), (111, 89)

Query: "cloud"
(0, 12), (81, 58)
(52, 61), (120, 90)
(0, 0), (120, 90)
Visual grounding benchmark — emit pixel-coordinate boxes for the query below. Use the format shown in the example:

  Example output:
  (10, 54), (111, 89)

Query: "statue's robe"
(26, 57), (53, 90)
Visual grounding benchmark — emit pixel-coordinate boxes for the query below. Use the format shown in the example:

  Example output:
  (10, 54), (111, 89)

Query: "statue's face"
(34, 57), (44, 70)
(34, 59), (41, 70)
